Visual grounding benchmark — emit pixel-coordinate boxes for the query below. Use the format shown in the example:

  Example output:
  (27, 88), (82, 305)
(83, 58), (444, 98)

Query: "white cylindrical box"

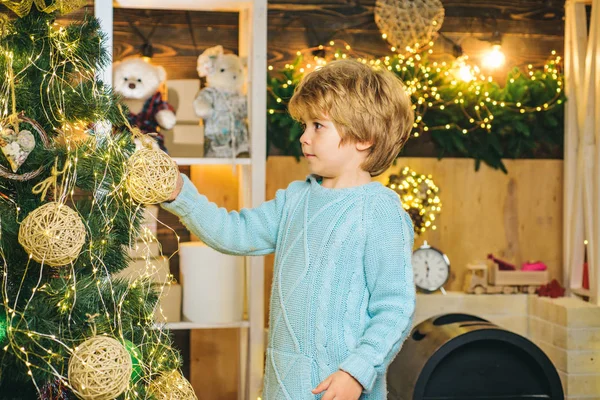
(179, 242), (244, 324)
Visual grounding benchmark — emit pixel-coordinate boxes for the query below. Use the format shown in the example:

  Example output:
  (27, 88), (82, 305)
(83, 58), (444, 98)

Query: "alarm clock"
(412, 241), (450, 293)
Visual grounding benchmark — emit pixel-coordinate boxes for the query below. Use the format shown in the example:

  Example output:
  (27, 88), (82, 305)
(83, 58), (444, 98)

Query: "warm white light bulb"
(458, 64), (475, 82)
(482, 44), (505, 69)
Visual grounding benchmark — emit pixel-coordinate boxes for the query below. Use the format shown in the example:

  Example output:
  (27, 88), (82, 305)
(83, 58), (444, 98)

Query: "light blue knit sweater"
(162, 174), (416, 399)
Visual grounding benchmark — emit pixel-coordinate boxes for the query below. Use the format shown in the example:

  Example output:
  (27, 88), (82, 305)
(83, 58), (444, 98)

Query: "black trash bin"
(387, 313), (564, 400)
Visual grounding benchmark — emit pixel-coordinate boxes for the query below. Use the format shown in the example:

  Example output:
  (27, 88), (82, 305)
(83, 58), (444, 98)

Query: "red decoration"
(583, 262), (589, 290)
(487, 254), (516, 271)
(537, 279), (565, 298)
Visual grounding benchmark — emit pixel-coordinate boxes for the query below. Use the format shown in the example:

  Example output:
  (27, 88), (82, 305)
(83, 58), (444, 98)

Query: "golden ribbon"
(8, 67), (18, 133)
(118, 104), (154, 149)
(0, 0), (86, 18)
(32, 159), (68, 201)
(3, 52), (21, 134)
(0, 14), (11, 38)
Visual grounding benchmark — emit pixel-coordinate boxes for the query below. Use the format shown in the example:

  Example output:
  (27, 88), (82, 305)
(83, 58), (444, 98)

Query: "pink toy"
(521, 261), (548, 271)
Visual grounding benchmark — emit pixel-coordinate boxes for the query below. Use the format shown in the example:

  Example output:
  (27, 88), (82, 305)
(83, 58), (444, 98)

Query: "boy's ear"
(356, 141), (373, 151)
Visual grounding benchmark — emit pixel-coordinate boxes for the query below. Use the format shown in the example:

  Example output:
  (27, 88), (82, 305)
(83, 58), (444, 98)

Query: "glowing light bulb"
(482, 44), (505, 69)
(458, 64), (474, 82)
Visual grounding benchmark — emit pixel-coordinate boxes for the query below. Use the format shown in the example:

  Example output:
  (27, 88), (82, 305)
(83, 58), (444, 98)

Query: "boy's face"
(299, 115), (370, 178)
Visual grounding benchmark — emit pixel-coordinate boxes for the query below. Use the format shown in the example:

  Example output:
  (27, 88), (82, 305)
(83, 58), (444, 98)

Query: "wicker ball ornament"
(68, 336), (132, 400)
(375, 0), (445, 51)
(148, 370), (198, 400)
(125, 148), (178, 204)
(18, 202), (86, 267)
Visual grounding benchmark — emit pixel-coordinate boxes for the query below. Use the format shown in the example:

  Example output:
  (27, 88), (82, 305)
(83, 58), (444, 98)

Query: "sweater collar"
(306, 174), (382, 193)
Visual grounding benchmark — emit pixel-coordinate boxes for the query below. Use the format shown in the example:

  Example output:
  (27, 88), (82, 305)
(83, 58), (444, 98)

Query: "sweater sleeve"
(339, 194), (416, 392)
(161, 173), (287, 256)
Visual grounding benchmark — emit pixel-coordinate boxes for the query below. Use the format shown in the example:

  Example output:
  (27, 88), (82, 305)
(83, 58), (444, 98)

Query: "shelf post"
(240, 1), (267, 399)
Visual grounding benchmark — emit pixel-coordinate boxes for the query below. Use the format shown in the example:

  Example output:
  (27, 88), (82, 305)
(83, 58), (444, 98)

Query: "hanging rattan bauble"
(375, 0), (445, 51)
(125, 148), (178, 204)
(68, 336), (132, 400)
(148, 370), (198, 400)
(1, 0), (87, 18)
(18, 202), (86, 267)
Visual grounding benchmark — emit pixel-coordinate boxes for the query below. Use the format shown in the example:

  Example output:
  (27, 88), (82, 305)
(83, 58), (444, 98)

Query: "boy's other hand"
(312, 370), (362, 400)
(166, 172), (184, 202)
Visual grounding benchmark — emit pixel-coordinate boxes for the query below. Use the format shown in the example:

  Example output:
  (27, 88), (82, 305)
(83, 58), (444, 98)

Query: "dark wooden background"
(107, 1), (565, 79)
(3, 0), (567, 159)
(108, 0), (566, 159)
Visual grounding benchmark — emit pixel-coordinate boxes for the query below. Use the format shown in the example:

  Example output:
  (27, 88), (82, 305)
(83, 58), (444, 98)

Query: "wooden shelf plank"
(114, 0), (254, 11)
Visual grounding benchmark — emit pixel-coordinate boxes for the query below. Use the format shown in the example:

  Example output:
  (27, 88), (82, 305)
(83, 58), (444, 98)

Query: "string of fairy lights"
(0, 14), (183, 399)
(267, 38), (563, 140)
(386, 167), (441, 235)
(0, 142), (180, 397)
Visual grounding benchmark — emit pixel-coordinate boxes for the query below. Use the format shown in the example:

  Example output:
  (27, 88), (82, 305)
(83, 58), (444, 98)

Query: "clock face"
(412, 247), (450, 292)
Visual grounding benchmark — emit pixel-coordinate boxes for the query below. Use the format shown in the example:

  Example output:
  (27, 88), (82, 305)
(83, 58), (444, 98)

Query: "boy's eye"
(314, 122), (323, 130)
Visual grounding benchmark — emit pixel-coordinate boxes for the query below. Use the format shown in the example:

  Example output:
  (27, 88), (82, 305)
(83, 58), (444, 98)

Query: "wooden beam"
(266, 12), (564, 37)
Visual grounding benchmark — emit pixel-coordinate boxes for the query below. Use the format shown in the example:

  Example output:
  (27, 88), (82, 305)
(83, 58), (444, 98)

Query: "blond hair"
(288, 59), (414, 176)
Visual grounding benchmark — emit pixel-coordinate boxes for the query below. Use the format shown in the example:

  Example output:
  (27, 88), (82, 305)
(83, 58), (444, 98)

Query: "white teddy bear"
(193, 45), (249, 158)
(113, 57), (176, 152)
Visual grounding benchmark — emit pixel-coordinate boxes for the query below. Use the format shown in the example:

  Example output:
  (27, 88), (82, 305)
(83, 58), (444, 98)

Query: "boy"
(163, 59), (415, 400)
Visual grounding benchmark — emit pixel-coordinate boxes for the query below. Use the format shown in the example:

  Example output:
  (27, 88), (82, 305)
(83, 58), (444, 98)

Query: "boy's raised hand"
(312, 370), (362, 400)
(166, 172), (184, 202)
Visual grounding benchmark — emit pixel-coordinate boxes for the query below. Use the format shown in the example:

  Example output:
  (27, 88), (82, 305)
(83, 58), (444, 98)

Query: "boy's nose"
(299, 131), (309, 144)
(300, 125), (313, 140)
(300, 131), (306, 143)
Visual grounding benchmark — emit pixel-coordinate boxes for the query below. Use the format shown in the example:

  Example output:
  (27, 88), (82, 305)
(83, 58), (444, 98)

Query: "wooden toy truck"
(463, 261), (549, 294)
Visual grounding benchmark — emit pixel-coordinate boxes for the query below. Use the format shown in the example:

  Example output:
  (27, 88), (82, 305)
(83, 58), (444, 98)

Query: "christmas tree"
(0, 3), (188, 399)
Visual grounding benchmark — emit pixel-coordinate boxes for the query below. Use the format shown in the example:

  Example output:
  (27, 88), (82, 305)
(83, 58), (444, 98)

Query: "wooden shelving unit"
(94, 1), (267, 398)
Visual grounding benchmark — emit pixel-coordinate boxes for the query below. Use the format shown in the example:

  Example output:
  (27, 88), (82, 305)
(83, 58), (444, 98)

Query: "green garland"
(267, 51), (565, 173)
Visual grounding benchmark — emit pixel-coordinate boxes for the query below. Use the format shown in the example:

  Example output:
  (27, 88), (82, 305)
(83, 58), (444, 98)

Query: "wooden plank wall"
(107, 1), (564, 80)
